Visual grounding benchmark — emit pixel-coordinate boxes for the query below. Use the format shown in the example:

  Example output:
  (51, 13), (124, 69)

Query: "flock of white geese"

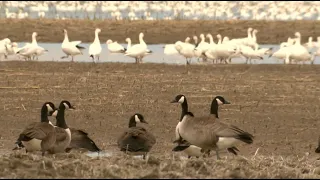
(0, 27), (319, 65)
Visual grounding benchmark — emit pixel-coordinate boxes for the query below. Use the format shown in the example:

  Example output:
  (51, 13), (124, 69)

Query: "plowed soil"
(0, 61), (320, 178)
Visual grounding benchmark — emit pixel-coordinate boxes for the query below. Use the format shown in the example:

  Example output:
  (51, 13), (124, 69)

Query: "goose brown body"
(117, 113), (156, 159)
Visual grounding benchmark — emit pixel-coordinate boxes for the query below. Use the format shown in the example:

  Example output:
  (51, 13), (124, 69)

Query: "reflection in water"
(3, 43), (318, 65)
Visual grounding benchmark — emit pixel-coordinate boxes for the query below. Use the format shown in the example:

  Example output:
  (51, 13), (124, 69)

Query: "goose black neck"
(56, 109), (68, 129)
(180, 99), (188, 122)
(128, 116), (137, 128)
(210, 99), (219, 118)
(40, 105), (50, 123)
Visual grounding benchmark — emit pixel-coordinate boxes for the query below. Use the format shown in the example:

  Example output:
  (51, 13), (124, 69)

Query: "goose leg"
(215, 150), (221, 160)
(71, 56), (74, 62)
(25, 149), (28, 153)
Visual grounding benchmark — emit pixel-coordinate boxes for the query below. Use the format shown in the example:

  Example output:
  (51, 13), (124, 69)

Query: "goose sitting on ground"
(14, 102), (58, 155)
(117, 113), (156, 159)
(46, 100), (75, 154)
(89, 28), (102, 63)
(51, 101), (100, 153)
(171, 95), (254, 160)
(13, 102), (57, 151)
(106, 39), (126, 53)
(61, 29), (86, 62)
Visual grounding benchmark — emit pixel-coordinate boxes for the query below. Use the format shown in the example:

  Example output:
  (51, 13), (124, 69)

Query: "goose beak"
(170, 100), (177, 103)
(224, 100), (231, 104)
(143, 121), (148, 124)
(70, 106), (76, 110)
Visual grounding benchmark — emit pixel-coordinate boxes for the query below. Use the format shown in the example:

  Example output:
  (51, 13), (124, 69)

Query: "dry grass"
(0, 61), (320, 178)
(0, 19), (319, 44)
(1, 151), (320, 178)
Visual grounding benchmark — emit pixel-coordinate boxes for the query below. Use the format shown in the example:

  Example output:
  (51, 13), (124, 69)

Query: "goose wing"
(117, 127), (156, 152)
(70, 41), (81, 46)
(67, 128), (100, 152)
(54, 127), (68, 141)
(212, 123), (254, 144)
(190, 116), (253, 144)
(20, 122), (55, 140)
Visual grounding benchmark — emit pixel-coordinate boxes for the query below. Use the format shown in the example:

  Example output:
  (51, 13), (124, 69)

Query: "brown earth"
(0, 61), (320, 178)
(1, 19), (320, 44)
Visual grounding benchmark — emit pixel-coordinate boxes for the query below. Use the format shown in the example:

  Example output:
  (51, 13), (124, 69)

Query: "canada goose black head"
(129, 113), (148, 128)
(41, 102), (57, 123)
(170, 94), (186, 104)
(171, 94), (189, 121)
(43, 102), (56, 115)
(210, 96), (231, 118)
(59, 100), (75, 110)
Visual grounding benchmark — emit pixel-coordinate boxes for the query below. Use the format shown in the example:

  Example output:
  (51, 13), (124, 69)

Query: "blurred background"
(1, 1), (320, 21)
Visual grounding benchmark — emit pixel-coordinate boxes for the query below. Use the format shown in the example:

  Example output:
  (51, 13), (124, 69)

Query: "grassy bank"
(0, 19), (319, 44)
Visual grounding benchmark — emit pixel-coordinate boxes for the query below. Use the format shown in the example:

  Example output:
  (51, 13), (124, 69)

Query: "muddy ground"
(0, 19), (319, 44)
(1, 62), (320, 178)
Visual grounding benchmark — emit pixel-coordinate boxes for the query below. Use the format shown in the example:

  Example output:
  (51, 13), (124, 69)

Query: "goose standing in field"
(89, 28), (102, 63)
(303, 36), (316, 50)
(117, 113), (156, 159)
(171, 95), (254, 160)
(171, 95), (239, 158)
(61, 29), (86, 62)
(14, 102), (57, 155)
(47, 100), (75, 154)
(0, 38), (11, 60)
(205, 34), (238, 64)
(163, 43), (179, 55)
(124, 33), (152, 64)
(269, 37), (295, 62)
(163, 37), (192, 56)
(16, 32), (48, 61)
(174, 37), (196, 65)
(194, 34), (210, 62)
(238, 44), (264, 64)
(106, 39), (126, 53)
(229, 27), (253, 45)
(243, 29), (259, 49)
(13, 102), (57, 151)
(287, 32), (313, 64)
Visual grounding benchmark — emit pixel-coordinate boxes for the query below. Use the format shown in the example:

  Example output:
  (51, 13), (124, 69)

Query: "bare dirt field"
(1, 61), (320, 178)
(1, 19), (320, 44)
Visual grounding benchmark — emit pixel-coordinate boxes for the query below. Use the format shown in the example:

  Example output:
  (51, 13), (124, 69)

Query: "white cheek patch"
(63, 102), (70, 109)
(135, 115), (141, 123)
(178, 96), (185, 103)
(216, 98), (223, 105)
(46, 104), (53, 112)
(52, 110), (58, 117)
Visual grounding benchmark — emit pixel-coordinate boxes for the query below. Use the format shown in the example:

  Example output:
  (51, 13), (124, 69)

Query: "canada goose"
(171, 95), (239, 158)
(171, 95), (254, 160)
(117, 113), (156, 159)
(46, 100), (75, 154)
(52, 103), (100, 153)
(13, 102), (57, 151)
(64, 129), (101, 153)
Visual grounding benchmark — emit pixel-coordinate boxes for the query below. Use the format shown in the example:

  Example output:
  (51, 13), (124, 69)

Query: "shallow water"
(4, 43), (319, 65)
